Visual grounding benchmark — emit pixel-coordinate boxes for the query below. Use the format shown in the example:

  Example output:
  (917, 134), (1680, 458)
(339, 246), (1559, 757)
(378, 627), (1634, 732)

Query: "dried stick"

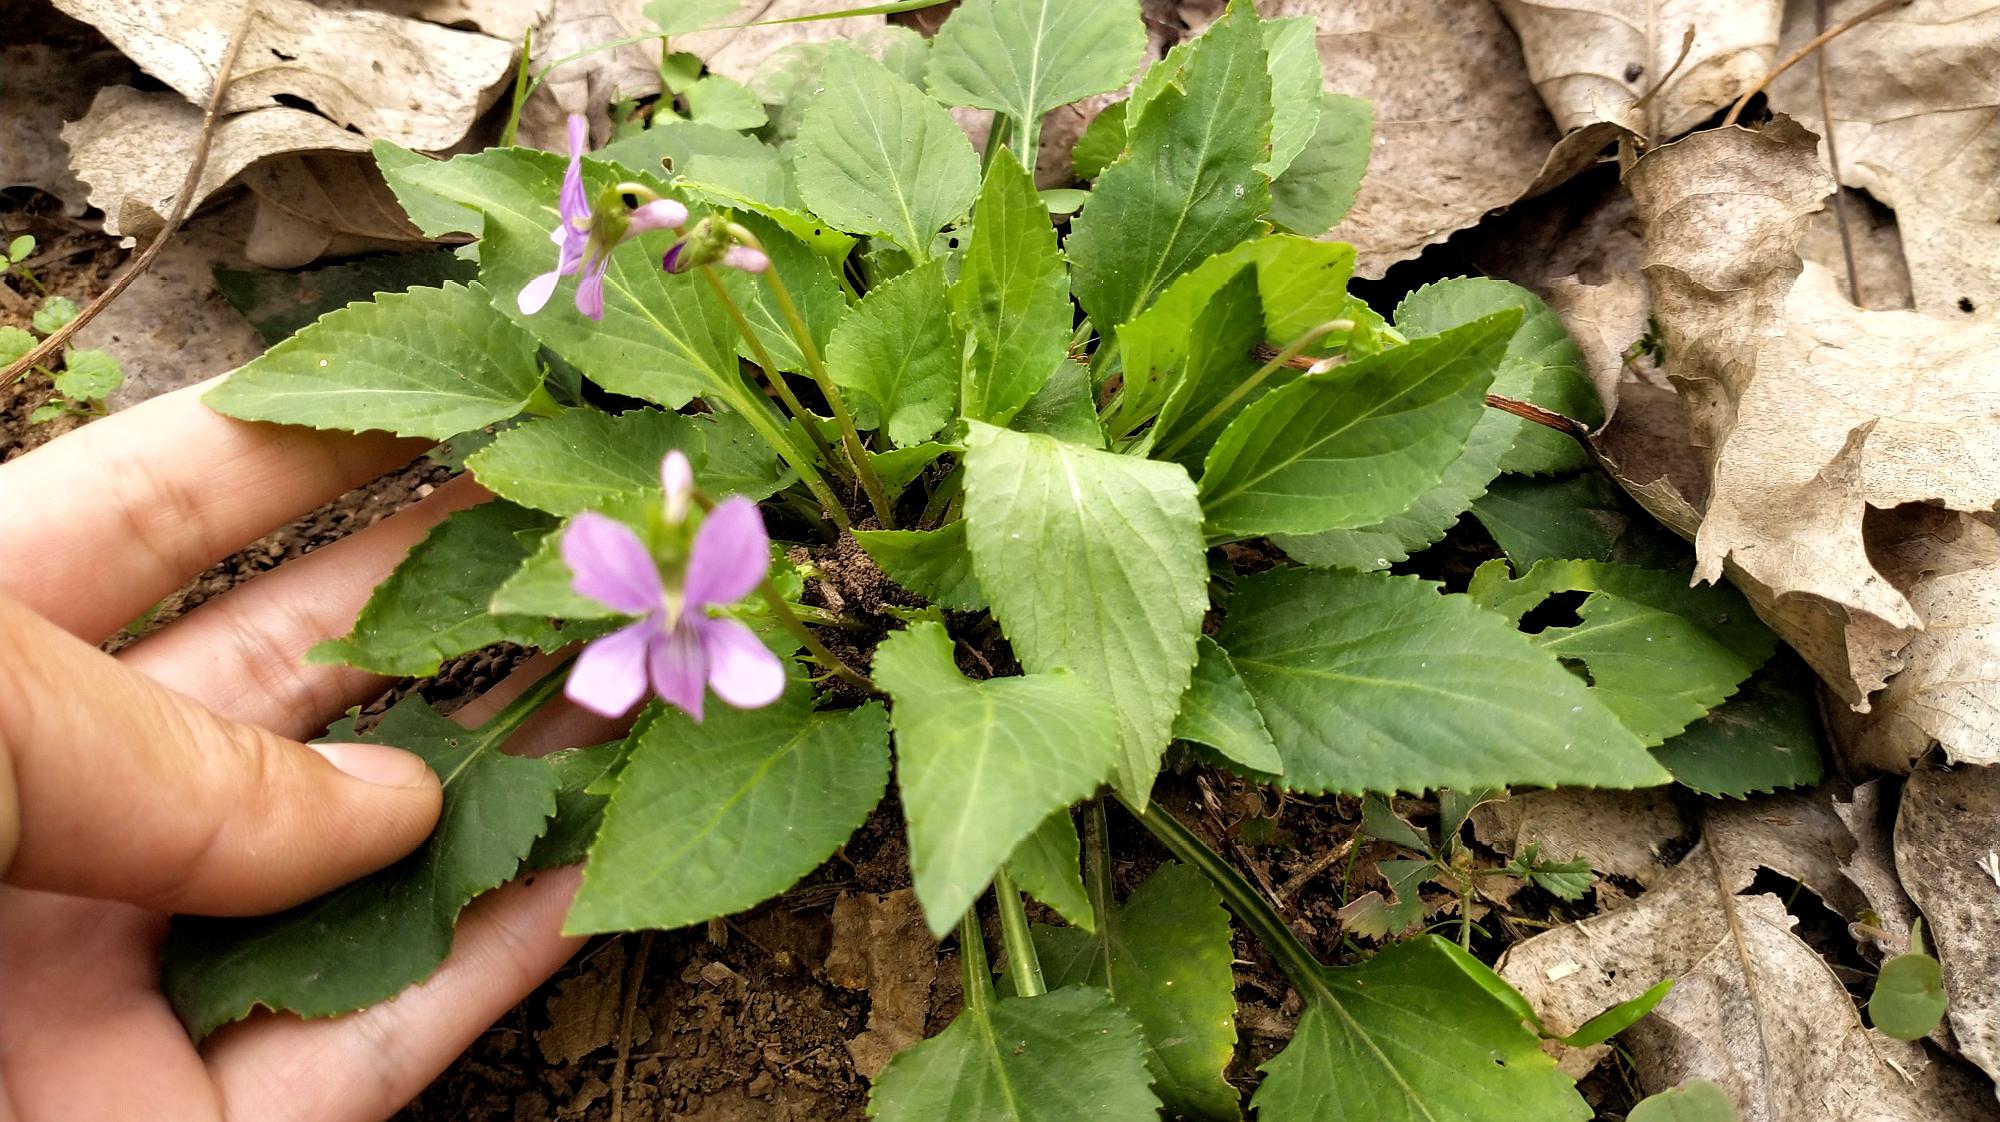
(1815, 0), (1866, 305)
(1720, 0), (1911, 128)
(2, 9), (258, 387)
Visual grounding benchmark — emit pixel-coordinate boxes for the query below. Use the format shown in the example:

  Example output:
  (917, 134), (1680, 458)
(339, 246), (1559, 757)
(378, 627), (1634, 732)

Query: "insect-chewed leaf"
(1468, 559), (1776, 747)
(875, 621), (1120, 936)
(1033, 862), (1242, 1120)
(1253, 936), (1590, 1122)
(1200, 311), (1515, 541)
(962, 421), (1208, 806)
(794, 48), (980, 261)
(308, 501), (571, 677)
(162, 695), (566, 1038)
(1066, 0), (1273, 332)
(565, 688), (888, 934)
(1651, 654), (1825, 797)
(868, 986), (1160, 1121)
(1216, 568), (1669, 793)
(1471, 470), (1630, 571)
(204, 281), (541, 441)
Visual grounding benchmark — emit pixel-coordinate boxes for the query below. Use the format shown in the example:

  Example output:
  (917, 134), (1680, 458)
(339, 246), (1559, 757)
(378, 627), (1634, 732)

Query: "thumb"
(0, 593), (442, 915)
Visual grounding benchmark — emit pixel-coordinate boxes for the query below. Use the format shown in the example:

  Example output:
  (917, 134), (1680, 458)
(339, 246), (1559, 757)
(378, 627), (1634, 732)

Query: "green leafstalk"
(499, 28), (534, 148)
(1154, 318), (1352, 460)
(992, 867), (1046, 998)
(959, 907), (996, 1016)
(707, 377), (851, 532)
(756, 577), (875, 695)
(1117, 794), (1327, 997)
(696, 265), (844, 472)
(473, 654), (577, 753)
(735, 227), (899, 528)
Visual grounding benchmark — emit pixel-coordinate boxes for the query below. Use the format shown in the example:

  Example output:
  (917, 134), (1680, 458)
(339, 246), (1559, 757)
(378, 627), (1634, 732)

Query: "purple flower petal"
(650, 617), (708, 721)
(558, 115), (591, 230)
(575, 258), (608, 320)
(683, 496), (770, 608)
(699, 616), (787, 709)
(561, 512), (662, 615)
(720, 245), (770, 273)
(661, 242), (688, 274)
(628, 199), (689, 233)
(661, 450), (693, 525)
(566, 619), (657, 717)
(518, 270), (562, 315)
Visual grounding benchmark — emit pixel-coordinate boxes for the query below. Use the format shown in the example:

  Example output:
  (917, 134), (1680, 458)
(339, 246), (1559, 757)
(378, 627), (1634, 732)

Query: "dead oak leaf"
(1497, 0), (1782, 140)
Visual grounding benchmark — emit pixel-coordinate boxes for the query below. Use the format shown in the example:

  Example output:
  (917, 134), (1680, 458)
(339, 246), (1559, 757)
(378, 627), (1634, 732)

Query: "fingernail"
(310, 742), (436, 789)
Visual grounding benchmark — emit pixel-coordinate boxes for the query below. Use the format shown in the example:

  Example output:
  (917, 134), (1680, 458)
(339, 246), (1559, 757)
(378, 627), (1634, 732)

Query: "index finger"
(0, 378), (426, 643)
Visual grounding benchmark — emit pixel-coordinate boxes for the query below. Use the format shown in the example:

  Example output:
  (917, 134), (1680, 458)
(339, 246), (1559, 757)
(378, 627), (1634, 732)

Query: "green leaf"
(794, 49), (980, 260)
(0, 324), (36, 365)
(686, 75), (768, 129)
(490, 512), (629, 621)
(1272, 279), (1602, 570)
(1258, 18), (1322, 179)
(54, 348), (123, 401)
(1253, 936), (1590, 1122)
(1034, 862), (1241, 1120)
(1070, 100), (1127, 180)
(1216, 569), (1669, 793)
(397, 147), (738, 408)
(1268, 93), (1372, 235)
(27, 403), (67, 424)
(1361, 795), (1432, 853)
(216, 249), (479, 345)
(925, 0), (1147, 127)
(204, 282), (541, 440)
(868, 985), (1160, 1121)
(564, 690), (890, 933)
(718, 210), (845, 374)
(7, 233), (34, 262)
(853, 522), (987, 610)
(1010, 360), (1103, 448)
(827, 258), (958, 446)
(645, 0), (737, 35)
(376, 141), (487, 239)
(1173, 635), (1282, 776)
(524, 742), (623, 871)
(1337, 857), (1431, 938)
(1006, 809), (1092, 931)
(953, 147), (1070, 426)
(1199, 310), (1515, 541)
(1104, 234), (1355, 437)
(32, 294), (78, 334)
(1395, 278), (1600, 475)
(875, 620), (1122, 936)
(162, 695), (565, 1038)
(466, 408), (702, 516)
(310, 501), (568, 676)
(1468, 559), (1775, 746)
(1560, 976), (1672, 1047)
(1147, 266), (1267, 466)
(1471, 470), (1628, 571)
(1628, 1079), (1741, 1122)
(962, 421), (1208, 805)
(1066, 0), (1272, 330)
(1652, 654), (1824, 797)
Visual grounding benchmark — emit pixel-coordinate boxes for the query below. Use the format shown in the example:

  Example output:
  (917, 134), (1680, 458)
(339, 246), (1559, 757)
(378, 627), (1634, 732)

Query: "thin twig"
(1275, 836), (1355, 907)
(2, 9), (257, 388)
(1815, 0), (1866, 305)
(1720, 0), (1911, 128)
(609, 931), (654, 1122)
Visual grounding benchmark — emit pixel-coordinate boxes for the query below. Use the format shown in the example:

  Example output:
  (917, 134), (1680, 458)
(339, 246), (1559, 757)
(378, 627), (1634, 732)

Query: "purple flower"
(518, 115), (689, 321)
(560, 452), (785, 720)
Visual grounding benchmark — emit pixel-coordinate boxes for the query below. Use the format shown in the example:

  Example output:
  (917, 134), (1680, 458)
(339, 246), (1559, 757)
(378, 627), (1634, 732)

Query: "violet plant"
(172, 1), (1819, 1117)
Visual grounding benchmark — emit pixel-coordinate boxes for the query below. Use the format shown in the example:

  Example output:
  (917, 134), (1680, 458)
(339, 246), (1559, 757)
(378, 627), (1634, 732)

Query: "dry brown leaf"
(1240, 0), (1557, 277)
(1496, 795), (1994, 1116)
(0, 43), (133, 214)
(1836, 779), (1921, 946)
(238, 153), (428, 267)
(824, 889), (936, 1080)
(1497, 0), (1782, 140)
(1896, 760), (2000, 1089)
(1623, 120), (2000, 731)
(329, 0), (554, 41)
(1766, 0), (2000, 318)
(1470, 788), (1689, 888)
(1800, 188), (1916, 311)
(677, 0), (886, 84)
(50, 0), (513, 151)
(62, 86), (373, 239)
(513, 0), (660, 152)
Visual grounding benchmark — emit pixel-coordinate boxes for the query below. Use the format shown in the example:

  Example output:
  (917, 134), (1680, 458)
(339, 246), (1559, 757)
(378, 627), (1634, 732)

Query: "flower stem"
(1116, 794), (1330, 998)
(712, 381), (850, 532)
(992, 867), (1045, 998)
(698, 265), (844, 473)
(1154, 319), (1351, 461)
(756, 578), (874, 695)
(754, 258), (898, 529)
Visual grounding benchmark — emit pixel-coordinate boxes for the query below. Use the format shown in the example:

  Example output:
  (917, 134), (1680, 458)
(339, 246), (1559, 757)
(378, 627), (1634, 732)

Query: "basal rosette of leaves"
(173, 0), (1819, 1116)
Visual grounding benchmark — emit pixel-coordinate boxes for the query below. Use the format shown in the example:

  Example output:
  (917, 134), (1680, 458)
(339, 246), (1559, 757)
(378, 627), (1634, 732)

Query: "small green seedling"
(1869, 917), (1949, 1041)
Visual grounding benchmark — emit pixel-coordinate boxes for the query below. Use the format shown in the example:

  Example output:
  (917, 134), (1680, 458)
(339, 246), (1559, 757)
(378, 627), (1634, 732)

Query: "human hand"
(0, 382), (619, 1121)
